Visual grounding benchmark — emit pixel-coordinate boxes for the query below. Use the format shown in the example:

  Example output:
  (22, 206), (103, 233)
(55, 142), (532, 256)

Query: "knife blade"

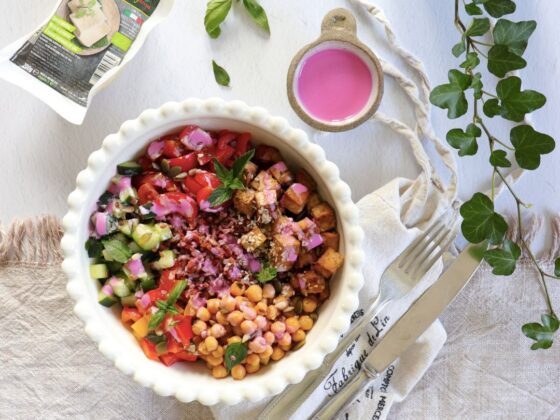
(312, 242), (486, 420)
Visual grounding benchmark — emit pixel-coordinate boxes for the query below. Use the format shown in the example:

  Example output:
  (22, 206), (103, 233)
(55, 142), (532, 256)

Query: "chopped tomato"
(121, 307), (142, 323)
(174, 315), (194, 343)
(179, 125), (198, 141)
(183, 176), (203, 195)
(159, 270), (176, 292)
(215, 145), (235, 165)
(147, 288), (166, 304)
(162, 139), (185, 158)
(154, 192), (198, 224)
(196, 146), (216, 166)
(166, 334), (183, 354)
(140, 338), (159, 361)
(196, 186), (213, 207)
(134, 172), (177, 192)
(195, 172), (220, 188)
(138, 156), (153, 172)
(137, 183), (159, 205)
(175, 351), (197, 362)
(218, 131), (237, 150)
(167, 153), (197, 173)
(235, 133), (251, 156)
(159, 353), (179, 366)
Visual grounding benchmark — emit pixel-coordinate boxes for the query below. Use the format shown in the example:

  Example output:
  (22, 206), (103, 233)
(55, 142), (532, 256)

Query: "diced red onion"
(147, 140), (165, 160)
(181, 128), (213, 151)
(291, 183), (308, 194)
(140, 293), (151, 308)
(306, 233), (324, 250)
(248, 257), (262, 273)
(101, 285), (113, 296)
(94, 212), (108, 236)
(125, 255), (145, 278)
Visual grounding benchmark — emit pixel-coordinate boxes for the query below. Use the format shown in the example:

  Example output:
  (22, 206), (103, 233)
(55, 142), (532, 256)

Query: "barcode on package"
(89, 51), (122, 85)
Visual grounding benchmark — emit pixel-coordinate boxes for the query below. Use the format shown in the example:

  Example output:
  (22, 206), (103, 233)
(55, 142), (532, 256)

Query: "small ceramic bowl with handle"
(61, 98), (365, 405)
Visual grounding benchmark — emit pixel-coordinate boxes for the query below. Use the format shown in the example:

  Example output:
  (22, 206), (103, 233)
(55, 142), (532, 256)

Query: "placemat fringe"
(0, 216), (62, 264)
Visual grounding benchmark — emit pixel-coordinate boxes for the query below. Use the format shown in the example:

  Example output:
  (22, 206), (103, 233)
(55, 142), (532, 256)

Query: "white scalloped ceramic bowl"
(61, 98), (365, 405)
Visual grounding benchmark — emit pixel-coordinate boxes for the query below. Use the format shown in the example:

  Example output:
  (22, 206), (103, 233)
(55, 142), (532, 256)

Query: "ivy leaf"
(496, 76), (546, 122)
(471, 73), (483, 99)
(483, 0), (516, 18)
(242, 0), (270, 34)
(446, 123), (481, 156)
(465, 18), (490, 37)
(460, 52), (480, 70)
(460, 192), (508, 244)
(510, 125), (555, 170)
(212, 60), (231, 87)
(522, 314), (559, 350)
(489, 150), (511, 168)
(452, 41), (466, 57)
(484, 239), (521, 275)
(465, 3), (483, 15)
(430, 70), (471, 119)
(487, 45), (526, 78)
(493, 19), (537, 57)
(483, 98), (501, 118)
(554, 258), (560, 277)
(224, 342), (248, 371)
(205, 0), (233, 38)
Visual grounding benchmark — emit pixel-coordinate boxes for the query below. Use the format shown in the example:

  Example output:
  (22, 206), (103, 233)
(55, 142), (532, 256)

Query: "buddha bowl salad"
(86, 126), (344, 379)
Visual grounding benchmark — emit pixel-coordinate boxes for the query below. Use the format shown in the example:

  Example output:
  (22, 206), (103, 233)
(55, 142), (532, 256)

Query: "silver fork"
(257, 212), (459, 420)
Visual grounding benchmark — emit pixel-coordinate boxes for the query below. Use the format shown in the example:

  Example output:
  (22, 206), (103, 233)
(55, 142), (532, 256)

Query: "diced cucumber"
(120, 187), (138, 205)
(85, 238), (103, 259)
(118, 219), (139, 236)
(106, 261), (123, 273)
(98, 191), (114, 206)
(109, 277), (132, 297)
(89, 264), (108, 279)
(117, 161), (143, 176)
(120, 294), (137, 307)
(156, 340), (168, 355)
(141, 275), (156, 292)
(152, 250), (176, 270)
(98, 290), (118, 307)
(154, 223), (172, 241)
(132, 224), (162, 251)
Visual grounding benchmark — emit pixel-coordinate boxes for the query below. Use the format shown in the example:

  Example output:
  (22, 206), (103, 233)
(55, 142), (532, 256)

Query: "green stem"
(478, 119), (515, 150)
(471, 39), (493, 47)
(482, 90), (498, 98)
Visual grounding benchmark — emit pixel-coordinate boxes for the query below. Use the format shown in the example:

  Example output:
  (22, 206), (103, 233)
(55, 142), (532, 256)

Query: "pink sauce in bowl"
(296, 47), (374, 123)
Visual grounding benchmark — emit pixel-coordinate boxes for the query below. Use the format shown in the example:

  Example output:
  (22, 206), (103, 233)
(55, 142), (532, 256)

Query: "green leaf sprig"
(212, 60), (231, 87)
(208, 149), (255, 207)
(224, 341), (248, 371)
(257, 263), (278, 283)
(431, 0), (558, 350)
(148, 280), (187, 330)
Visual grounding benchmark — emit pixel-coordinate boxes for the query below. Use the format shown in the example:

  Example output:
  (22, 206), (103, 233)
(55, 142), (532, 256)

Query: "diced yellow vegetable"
(131, 316), (149, 339)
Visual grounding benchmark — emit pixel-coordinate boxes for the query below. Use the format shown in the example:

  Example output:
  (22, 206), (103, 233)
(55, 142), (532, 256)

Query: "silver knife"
(311, 242), (485, 420)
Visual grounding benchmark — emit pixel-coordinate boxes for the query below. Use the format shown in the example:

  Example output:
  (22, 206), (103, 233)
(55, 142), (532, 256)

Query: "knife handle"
(312, 367), (378, 420)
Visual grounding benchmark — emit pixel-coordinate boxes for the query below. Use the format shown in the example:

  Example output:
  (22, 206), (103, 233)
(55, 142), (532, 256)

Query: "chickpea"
(235, 295), (248, 308)
(271, 321), (286, 335)
(299, 315), (314, 331)
(264, 331), (275, 345)
(292, 329), (306, 342)
(279, 343), (291, 352)
(303, 297), (317, 313)
(221, 295), (237, 313)
(230, 282), (245, 297)
(259, 354), (271, 365)
(212, 365), (228, 379)
(207, 299), (220, 314)
(227, 310), (244, 326)
(227, 336), (242, 345)
(241, 320), (257, 335)
(261, 345), (273, 359)
(198, 342), (209, 356)
(206, 355), (224, 367)
(255, 315), (268, 330)
(231, 364), (247, 380)
(215, 311), (228, 325)
(192, 320), (207, 336)
(197, 307), (211, 322)
(281, 284), (295, 298)
(184, 304), (196, 316)
(273, 296), (289, 311)
(241, 305), (257, 320)
(249, 336), (268, 354)
(246, 363), (260, 374)
(266, 305), (279, 321)
(211, 346), (224, 358)
(205, 336), (219, 352)
(245, 284), (263, 303)
(278, 332), (292, 347)
(246, 354), (261, 367)
(271, 347), (285, 361)
(210, 323), (227, 338)
(255, 301), (268, 315)
(262, 283), (276, 299)
(285, 317), (300, 334)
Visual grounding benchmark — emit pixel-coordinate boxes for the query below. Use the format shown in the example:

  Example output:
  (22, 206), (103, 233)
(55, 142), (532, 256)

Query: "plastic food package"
(0, 0), (174, 125)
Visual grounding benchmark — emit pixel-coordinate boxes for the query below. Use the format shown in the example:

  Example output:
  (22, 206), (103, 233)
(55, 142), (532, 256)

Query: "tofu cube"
(280, 183), (309, 214)
(295, 249), (318, 269)
(240, 227), (267, 252)
(251, 171), (280, 193)
(321, 231), (340, 251)
(233, 189), (256, 217)
(255, 190), (277, 208)
(315, 248), (344, 278)
(296, 270), (326, 296)
(270, 234), (300, 272)
(254, 145), (282, 165)
(269, 161), (294, 186)
(306, 192), (322, 212)
(310, 203), (336, 232)
(242, 161), (258, 186)
(274, 215), (295, 235)
(295, 169), (317, 192)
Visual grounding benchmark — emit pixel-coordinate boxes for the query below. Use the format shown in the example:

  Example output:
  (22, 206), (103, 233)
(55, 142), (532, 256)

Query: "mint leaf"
(213, 158), (232, 184)
(430, 70), (471, 119)
(452, 41), (466, 57)
(522, 314), (559, 350)
(208, 186), (233, 207)
(232, 149), (255, 179)
(496, 76), (546, 122)
(465, 18), (490, 37)
(102, 239), (132, 263)
(510, 125), (555, 170)
(446, 124), (481, 156)
(484, 239), (521, 275)
(483, 0), (516, 18)
(460, 52), (480, 70)
(465, 3), (483, 15)
(257, 265), (277, 283)
(205, 0), (233, 38)
(148, 309), (166, 330)
(488, 45), (526, 78)
(224, 342), (248, 371)
(460, 192), (508, 244)
(228, 178), (245, 190)
(493, 19), (537, 57)
(242, 0), (270, 34)
(489, 150), (511, 168)
(483, 98), (501, 118)
(167, 280), (187, 306)
(212, 60), (231, 87)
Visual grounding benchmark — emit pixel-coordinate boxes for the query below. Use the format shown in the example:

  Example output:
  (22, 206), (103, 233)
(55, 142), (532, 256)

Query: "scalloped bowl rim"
(61, 98), (365, 406)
